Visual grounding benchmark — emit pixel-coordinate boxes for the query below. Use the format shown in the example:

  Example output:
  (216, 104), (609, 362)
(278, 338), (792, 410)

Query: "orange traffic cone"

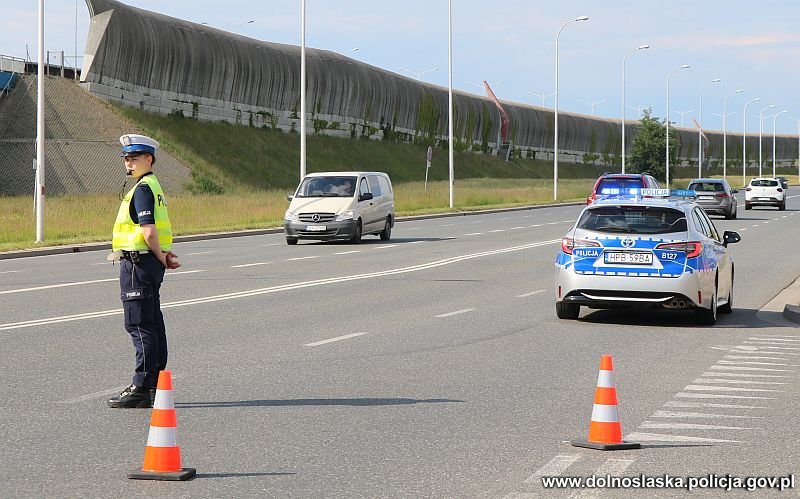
(571, 355), (640, 451)
(128, 371), (196, 480)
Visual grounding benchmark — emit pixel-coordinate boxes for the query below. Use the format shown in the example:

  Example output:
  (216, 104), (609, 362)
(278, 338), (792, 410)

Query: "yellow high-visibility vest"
(112, 174), (173, 251)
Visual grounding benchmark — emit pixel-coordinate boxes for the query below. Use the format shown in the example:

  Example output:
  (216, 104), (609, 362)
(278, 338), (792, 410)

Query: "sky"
(2, 0), (800, 134)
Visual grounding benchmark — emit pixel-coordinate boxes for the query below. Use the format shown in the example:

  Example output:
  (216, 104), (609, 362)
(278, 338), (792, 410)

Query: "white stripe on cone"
(153, 390), (174, 409)
(590, 403), (619, 423)
(146, 425), (178, 447)
(596, 370), (615, 388)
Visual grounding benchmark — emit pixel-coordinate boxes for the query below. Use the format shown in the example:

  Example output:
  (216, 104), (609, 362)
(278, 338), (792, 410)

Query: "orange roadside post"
(572, 355), (640, 451)
(128, 371), (196, 480)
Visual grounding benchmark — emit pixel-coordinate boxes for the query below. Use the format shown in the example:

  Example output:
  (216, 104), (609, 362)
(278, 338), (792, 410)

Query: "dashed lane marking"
(374, 245), (397, 250)
(286, 256), (320, 261)
(434, 308), (475, 318)
(516, 290), (546, 298)
(0, 270), (20, 274)
(464, 233), (484, 236)
(170, 270), (206, 275)
(303, 332), (369, 347)
(231, 262), (273, 268)
(334, 250), (361, 255)
(185, 251), (216, 256)
(0, 278), (116, 295)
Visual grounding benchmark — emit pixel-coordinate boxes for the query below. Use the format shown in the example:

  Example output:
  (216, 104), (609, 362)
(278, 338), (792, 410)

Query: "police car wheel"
(694, 289), (717, 325)
(556, 301), (580, 320)
(286, 237), (298, 245)
(719, 281), (733, 314)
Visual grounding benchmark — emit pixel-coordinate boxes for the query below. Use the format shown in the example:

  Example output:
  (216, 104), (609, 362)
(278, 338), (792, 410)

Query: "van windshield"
(296, 176), (358, 197)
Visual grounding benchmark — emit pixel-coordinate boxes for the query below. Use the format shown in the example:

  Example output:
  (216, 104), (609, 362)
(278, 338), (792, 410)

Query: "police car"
(555, 188), (741, 325)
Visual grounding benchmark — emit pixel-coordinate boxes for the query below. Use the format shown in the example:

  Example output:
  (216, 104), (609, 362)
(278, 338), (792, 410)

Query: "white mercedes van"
(283, 171), (395, 245)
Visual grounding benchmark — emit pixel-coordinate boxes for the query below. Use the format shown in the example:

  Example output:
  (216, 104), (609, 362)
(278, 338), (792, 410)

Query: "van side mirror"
(723, 230), (741, 246)
(731, 189), (738, 194)
(359, 192), (373, 202)
(286, 193), (294, 201)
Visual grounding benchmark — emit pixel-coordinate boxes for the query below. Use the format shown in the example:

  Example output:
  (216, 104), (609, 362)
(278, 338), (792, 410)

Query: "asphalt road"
(1, 196), (799, 498)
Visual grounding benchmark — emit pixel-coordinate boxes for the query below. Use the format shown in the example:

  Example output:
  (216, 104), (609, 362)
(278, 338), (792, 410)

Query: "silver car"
(687, 178), (738, 219)
(555, 190), (741, 325)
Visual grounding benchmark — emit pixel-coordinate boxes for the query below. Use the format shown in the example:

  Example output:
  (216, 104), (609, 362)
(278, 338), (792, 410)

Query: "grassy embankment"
(6, 106), (788, 251)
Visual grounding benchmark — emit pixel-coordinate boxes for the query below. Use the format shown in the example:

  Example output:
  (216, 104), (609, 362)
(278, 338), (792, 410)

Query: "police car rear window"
(577, 206), (688, 234)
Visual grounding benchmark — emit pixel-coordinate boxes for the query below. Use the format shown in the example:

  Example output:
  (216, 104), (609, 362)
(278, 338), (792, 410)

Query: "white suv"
(745, 177), (786, 211)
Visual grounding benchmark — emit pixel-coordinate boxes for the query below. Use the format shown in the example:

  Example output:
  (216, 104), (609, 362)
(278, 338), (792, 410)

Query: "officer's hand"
(165, 251), (181, 270)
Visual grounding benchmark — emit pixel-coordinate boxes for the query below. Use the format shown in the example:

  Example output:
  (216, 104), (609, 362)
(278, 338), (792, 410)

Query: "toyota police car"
(555, 188), (741, 325)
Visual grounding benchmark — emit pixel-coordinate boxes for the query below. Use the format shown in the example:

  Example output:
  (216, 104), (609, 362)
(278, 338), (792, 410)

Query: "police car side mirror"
(286, 193), (294, 201)
(723, 231), (741, 246)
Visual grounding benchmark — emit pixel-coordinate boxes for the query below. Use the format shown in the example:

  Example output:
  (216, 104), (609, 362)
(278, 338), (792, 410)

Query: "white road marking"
(489, 229), (506, 233)
(0, 270), (20, 274)
(464, 232), (484, 236)
(639, 422), (755, 430)
(650, 410), (762, 419)
(499, 217), (510, 221)
(676, 392), (774, 400)
(725, 355), (793, 361)
(334, 250), (361, 255)
(441, 223), (455, 227)
(303, 332), (369, 347)
(508, 226), (525, 230)
(664, 401), (767, 410)
(701, 372), (788, 378)
(742, 345), (800, 351)
(684, 384), (780, 393)
(561, 220), (573, 223)
(0, 239), (560, 331)
(523, 455), (581, 484)
(625, 432), (738, 443)
(529, 224), (542, 227)
(435, 308), (475, 318)
(407, 241), (425, 244)
(374, 245), (397, 250)
(170, 270), (206, 275)
(547, 222), (559, 225)
(692, 378), (785, 385)
(709, 365), (794, 372)
(752, 335), (800, 338)
(185, 251), (216, 256)
(231, 262), (273, 268)
(0, 278), (117, 295)
(718, 360), (797, 367)
(286, 256), (319, 261)
(260, 243), (281, 247)
(517, 290), (546, 298)
(748, 337), (800, 342)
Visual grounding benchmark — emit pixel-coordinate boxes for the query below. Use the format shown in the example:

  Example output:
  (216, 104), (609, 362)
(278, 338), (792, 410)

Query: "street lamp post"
(722, 89), (743, 181)
(300, 1), (306, 180)
(398, 67), (439, 80)
(790, 117), (800, 185)
(758, 104), (775, 177)
(578, 98), (607, 116)
(670, 109), (694, 127)
(773, 110), (787, 177)
(467, 80), (502, 96)
(227, 19), (254, 31)
(448, 0), (454, 208)
(665, 65), (690, 189)
(621, 44), (649, 173)
(35, 0), (45, 242)
(554, 15), (589, 200)
(742, 97), (760, 186)
(528, 91), (556, 106)
(698, 78), (721, 177)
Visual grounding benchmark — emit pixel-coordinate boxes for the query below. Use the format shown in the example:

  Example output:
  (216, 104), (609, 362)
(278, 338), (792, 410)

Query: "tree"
(627, 109), (680, 183)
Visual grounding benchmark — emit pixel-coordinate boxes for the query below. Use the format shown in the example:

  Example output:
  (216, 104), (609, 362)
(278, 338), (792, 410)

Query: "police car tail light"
(561, 237), (601, 255)
(655, 241), (703, 258)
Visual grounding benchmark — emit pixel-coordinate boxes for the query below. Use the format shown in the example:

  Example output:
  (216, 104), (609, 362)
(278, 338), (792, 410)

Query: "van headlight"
(335, 210), (354, 221)
(284, 211), (299, 222)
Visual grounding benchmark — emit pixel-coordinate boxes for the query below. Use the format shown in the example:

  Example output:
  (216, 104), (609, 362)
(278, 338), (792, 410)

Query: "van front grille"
(298, 212), (336, 223)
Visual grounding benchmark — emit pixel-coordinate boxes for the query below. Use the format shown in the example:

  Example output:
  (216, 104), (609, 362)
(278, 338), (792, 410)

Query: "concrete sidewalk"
(760, 275), (800, 325)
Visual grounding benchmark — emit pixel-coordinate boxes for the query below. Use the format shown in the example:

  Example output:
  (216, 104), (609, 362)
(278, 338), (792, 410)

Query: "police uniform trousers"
(119, 253), (167, 389)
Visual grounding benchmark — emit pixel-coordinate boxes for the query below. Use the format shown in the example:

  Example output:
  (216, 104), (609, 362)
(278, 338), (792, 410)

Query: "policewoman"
(108, 134), (181, 408)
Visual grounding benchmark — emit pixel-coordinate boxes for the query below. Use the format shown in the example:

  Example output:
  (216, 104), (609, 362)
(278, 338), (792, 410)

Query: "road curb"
(784, 304), (800, 325)
(0, 202), (583, 260)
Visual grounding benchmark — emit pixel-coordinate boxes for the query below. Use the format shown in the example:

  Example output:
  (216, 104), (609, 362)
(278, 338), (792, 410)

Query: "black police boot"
(150, 388), (157, 402)
(108, 384), (153, 408)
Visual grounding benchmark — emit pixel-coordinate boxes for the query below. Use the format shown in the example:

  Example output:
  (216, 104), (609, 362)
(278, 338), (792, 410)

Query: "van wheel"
(351, 220), (362, 244)
(286, 237), (298, 245)
(379, 218), (392, 241)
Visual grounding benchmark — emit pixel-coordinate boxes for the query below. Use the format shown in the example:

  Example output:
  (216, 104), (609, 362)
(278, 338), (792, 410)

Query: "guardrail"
(0, 54), (26, 74)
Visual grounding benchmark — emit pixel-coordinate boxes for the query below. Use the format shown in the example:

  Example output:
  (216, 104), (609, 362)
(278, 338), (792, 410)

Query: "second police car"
(555, 188), (741, 325)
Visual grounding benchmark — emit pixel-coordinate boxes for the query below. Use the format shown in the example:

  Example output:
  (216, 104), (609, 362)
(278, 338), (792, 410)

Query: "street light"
(338, 47), (359, 55)
(698, 78), (721, 177)
(665, 64), (690, 188)
(621, 44), (649, 173)
(670, 109), (694, 127)
(398, 67), (438, 80)
(578, 98), (607, 115)
(773, 110), (788, 177)
(758, 104), (775, 177)
(722, 89), (743, 181)
(554, 15), (589, 200)
(448, 0), (454, 208)
(467, 80), (502, 96)
(227, 19), (254, 31)
(742, 97), (760, 185)
(528, 91), (556, 106)
(300, 2), (306, 180)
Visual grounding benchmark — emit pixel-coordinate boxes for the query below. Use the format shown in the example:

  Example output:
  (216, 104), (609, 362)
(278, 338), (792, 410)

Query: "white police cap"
(120, 134), (159, 156)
